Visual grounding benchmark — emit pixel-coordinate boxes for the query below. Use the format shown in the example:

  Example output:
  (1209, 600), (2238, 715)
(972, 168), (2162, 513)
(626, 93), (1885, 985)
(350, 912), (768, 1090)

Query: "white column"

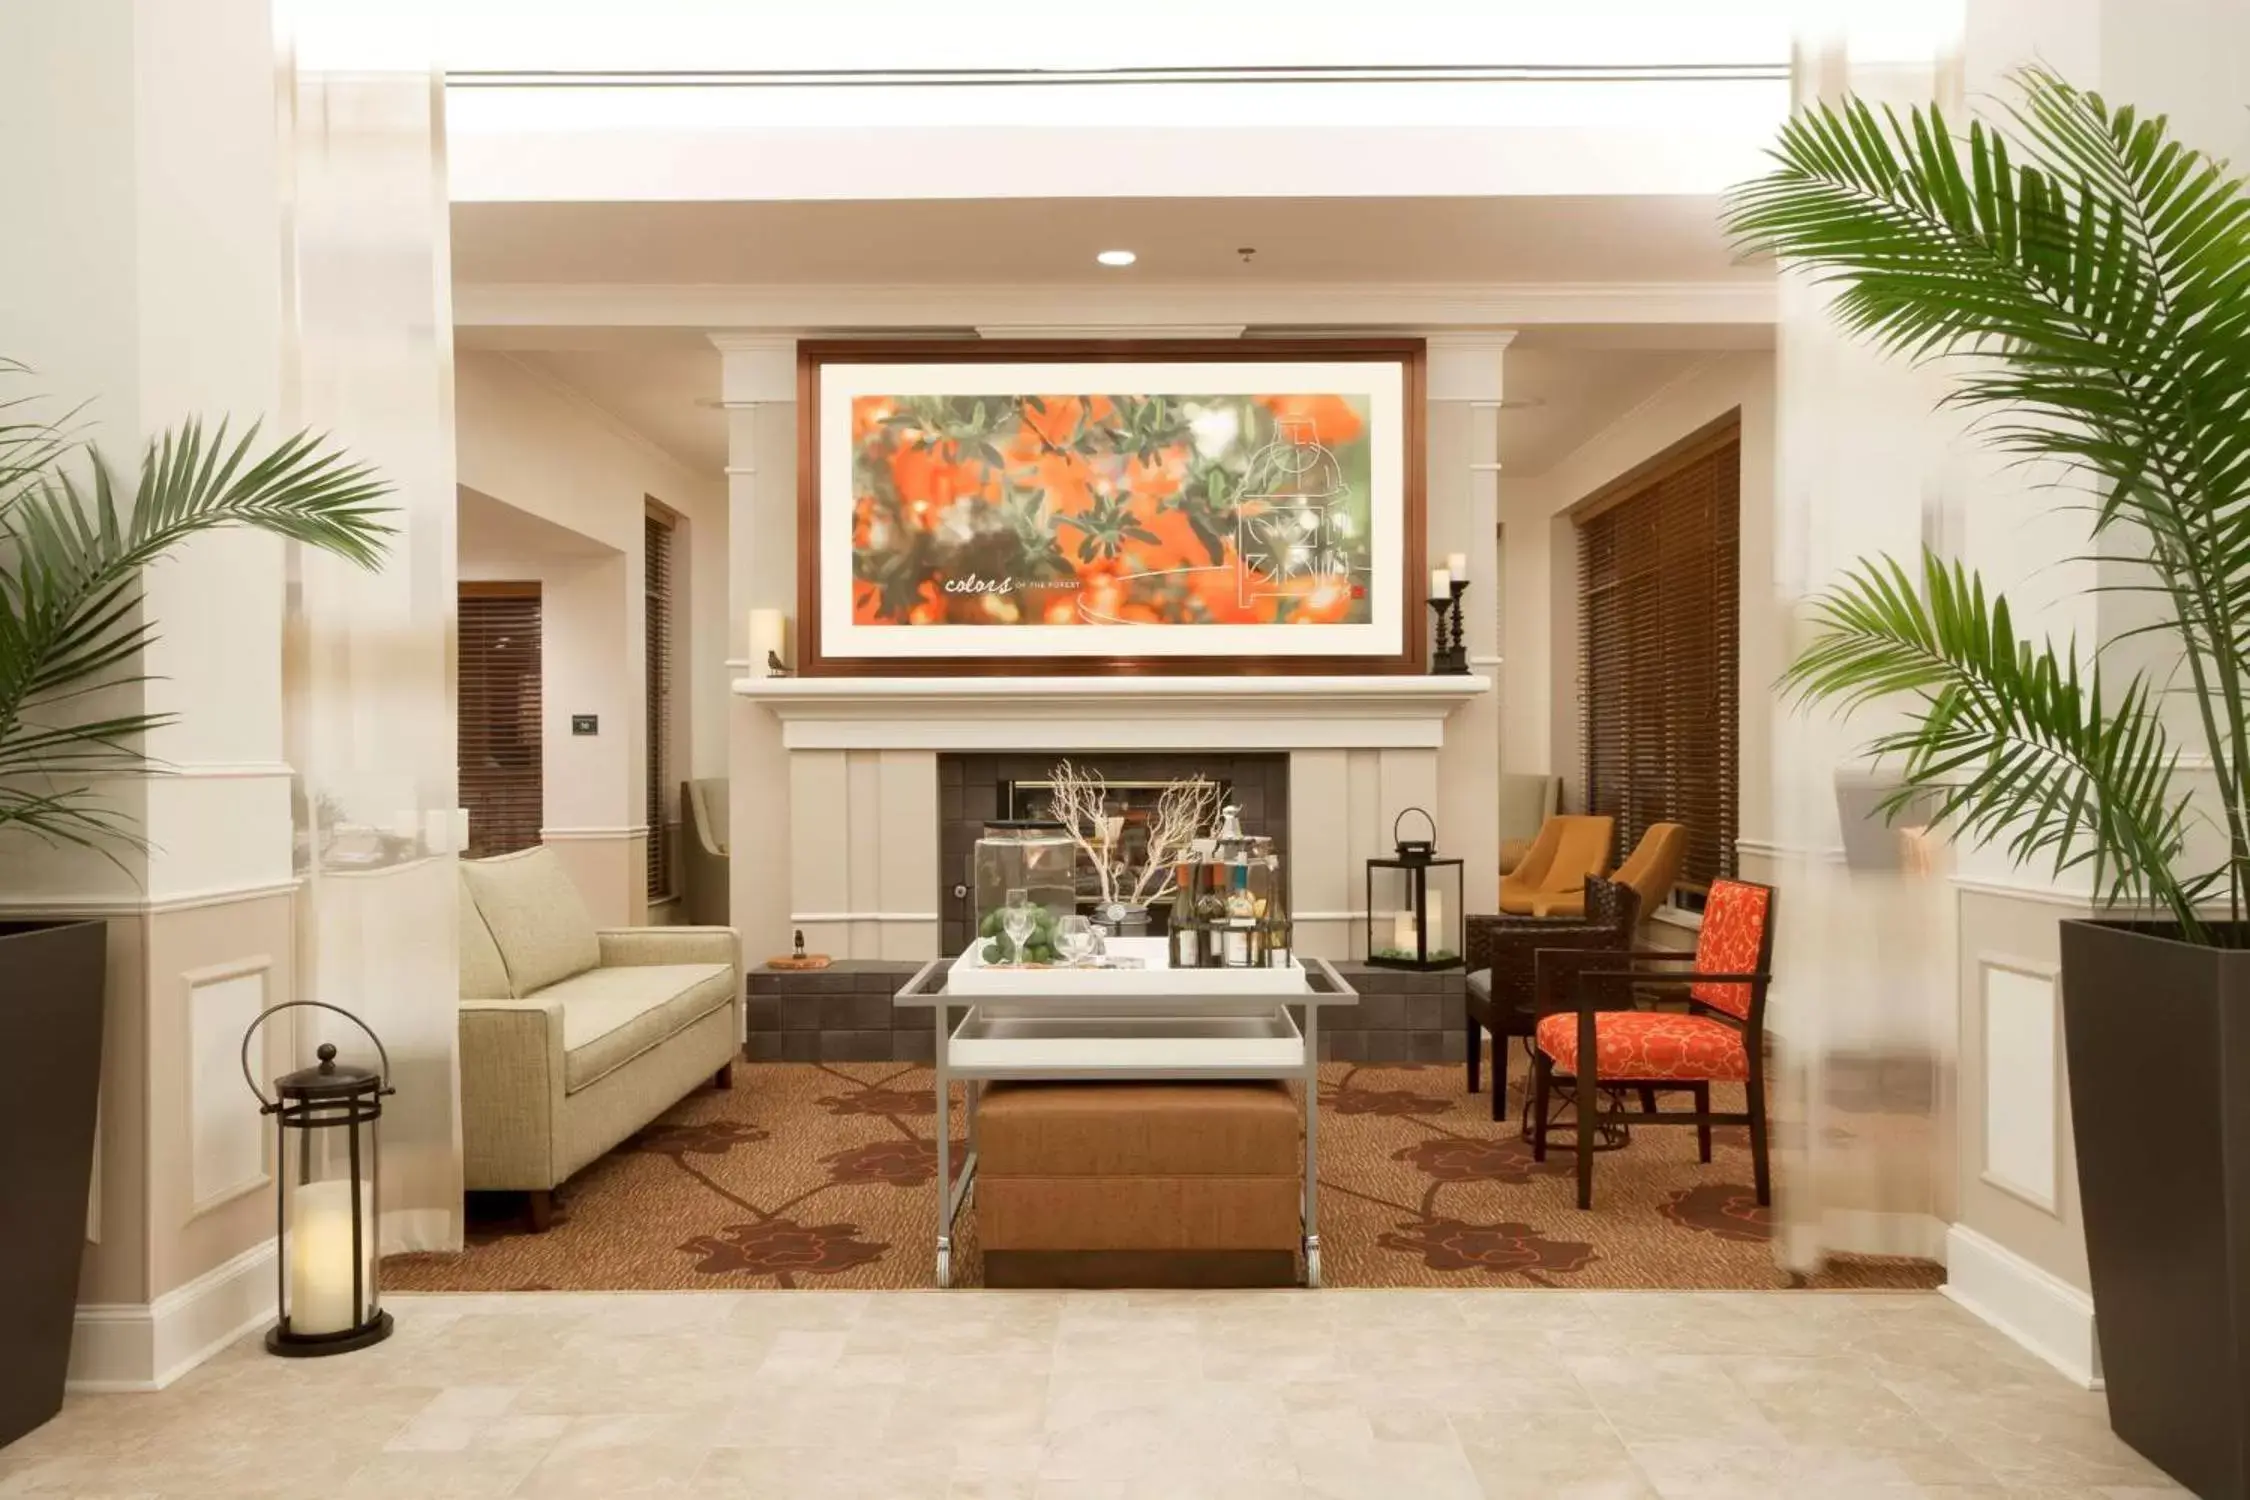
(279, 23), (463, 1254)
(0, 0), (336, 1378)
(714, 335), (798, 959)
(1425, 333), (1512, 915)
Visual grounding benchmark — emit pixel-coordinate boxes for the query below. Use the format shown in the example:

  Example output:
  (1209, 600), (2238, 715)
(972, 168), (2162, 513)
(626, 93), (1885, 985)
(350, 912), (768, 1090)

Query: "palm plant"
(1724, 68), (2250, 947)
(0, 362), (392, 858)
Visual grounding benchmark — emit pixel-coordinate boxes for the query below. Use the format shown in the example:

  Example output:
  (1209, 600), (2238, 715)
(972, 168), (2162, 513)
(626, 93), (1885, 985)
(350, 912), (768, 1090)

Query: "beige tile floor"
(0, 1289), (2185, 1499)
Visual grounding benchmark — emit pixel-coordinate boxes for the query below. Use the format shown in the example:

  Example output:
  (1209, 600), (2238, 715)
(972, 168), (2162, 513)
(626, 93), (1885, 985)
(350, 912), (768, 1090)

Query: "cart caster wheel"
(936, 1244), (952, 1289)
(1303, 1243), (1322, 1289)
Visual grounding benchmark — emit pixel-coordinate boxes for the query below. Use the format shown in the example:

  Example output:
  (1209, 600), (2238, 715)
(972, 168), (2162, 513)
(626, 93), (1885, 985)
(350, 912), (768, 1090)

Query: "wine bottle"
(1170, 863), (1200, 970)
(1264, 858), (1292, 969)
(1222, 867), (1256, 968)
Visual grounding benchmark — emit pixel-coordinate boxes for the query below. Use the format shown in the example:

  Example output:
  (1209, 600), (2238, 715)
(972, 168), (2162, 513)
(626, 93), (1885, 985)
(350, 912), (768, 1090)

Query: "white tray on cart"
(946, 935), (1305, 997)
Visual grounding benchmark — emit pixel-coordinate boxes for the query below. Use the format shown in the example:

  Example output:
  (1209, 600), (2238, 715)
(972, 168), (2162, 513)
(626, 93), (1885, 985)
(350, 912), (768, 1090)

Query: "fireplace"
(938, 753), (1289, 954)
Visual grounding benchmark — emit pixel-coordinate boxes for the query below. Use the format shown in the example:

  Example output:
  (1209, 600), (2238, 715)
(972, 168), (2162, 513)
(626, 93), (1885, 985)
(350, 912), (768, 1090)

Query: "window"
(458, 583), (543, 859)
(645, 511), (676, 902)
(1576, 418), (1739, 906)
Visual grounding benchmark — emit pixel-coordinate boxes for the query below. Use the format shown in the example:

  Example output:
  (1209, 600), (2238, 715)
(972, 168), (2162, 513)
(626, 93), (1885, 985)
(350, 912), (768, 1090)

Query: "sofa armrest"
(595, 926), (741, 970)
(458, 997), (567, 1191)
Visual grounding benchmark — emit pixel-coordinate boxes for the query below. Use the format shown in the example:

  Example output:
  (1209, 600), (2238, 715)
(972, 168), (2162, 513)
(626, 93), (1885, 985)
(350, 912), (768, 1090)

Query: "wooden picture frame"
(797, 337), (1428, 677)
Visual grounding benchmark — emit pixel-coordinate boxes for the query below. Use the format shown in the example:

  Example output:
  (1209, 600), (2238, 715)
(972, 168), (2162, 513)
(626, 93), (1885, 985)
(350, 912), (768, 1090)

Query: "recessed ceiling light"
(1096, 249), (1137, 267)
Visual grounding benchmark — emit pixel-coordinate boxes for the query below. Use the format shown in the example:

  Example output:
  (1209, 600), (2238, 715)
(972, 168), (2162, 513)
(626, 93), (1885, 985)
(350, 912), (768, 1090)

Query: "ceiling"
(450, 195), (1762, 286)
(485, 335), (1739, 483)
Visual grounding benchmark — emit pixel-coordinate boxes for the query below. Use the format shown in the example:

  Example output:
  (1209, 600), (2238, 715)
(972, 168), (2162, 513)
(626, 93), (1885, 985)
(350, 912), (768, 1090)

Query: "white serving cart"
(892, 938), (1359, 1288)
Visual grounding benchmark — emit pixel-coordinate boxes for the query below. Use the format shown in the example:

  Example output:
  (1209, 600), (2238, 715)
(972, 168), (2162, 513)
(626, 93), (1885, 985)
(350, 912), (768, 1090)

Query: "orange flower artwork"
(847, 391), (1376, 630)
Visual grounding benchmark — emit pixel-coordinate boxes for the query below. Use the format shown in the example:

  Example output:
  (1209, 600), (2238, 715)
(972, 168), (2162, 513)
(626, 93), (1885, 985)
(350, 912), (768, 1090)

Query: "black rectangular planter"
(0, 920), (106, 1451)
(2060, 919), (2250, 1499)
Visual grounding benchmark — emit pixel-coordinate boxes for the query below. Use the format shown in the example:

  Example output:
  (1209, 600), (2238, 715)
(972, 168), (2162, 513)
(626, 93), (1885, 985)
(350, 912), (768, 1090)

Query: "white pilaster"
(713, 333), (799, 958)
(1424, 332), (1514, 914)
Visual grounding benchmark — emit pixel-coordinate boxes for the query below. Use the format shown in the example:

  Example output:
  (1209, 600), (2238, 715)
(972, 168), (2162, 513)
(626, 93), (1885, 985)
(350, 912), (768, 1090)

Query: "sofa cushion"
(460, 847), (601, 997)
(459, 871), (512, 999)
(539, 962), (736, 1093)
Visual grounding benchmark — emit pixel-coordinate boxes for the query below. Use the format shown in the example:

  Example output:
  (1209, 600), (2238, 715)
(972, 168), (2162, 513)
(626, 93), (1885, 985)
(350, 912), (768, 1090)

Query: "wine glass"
(1055, 915), (1095, 968)
(1001, 888), (1035, 965)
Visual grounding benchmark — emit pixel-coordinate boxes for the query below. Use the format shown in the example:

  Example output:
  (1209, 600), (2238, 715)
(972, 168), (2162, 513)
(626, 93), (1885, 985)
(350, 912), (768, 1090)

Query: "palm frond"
(1731, 68), (2250, 936)
(0, 403), (394, 865)
(1786, 553), (2206, 938)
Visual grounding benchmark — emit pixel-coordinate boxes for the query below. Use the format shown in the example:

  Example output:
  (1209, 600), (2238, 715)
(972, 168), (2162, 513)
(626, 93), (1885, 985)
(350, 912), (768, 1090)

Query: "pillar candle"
(1391, 909), (1418, 953)
(1428, 568), (1451, 599)
(288, 1177), (376, 1336)
(1427, 888), (1445, 950)
(748, 609), (788, 677)
(1444, 551), (1469, 581)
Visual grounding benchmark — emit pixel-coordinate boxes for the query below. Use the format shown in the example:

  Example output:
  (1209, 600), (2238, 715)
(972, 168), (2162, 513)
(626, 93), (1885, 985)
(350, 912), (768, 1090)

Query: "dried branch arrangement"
(1041, 760), (1219, 911)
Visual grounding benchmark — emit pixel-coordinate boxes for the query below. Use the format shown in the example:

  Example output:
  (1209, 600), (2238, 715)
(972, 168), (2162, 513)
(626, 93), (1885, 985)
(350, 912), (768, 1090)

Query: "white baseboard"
(1942, 1223), (2102, 1389)
(68, 1239), (276, 1393)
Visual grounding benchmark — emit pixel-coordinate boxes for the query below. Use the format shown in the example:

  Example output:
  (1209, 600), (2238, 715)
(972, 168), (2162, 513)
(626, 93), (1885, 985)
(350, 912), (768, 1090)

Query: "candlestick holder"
(1426, 596), (1458, 675)
(1431, 580), (1470, 674)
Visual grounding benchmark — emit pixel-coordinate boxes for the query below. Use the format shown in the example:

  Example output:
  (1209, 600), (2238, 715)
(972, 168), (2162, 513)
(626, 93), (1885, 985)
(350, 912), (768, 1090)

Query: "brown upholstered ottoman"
(976, 1081), (1302, 1288)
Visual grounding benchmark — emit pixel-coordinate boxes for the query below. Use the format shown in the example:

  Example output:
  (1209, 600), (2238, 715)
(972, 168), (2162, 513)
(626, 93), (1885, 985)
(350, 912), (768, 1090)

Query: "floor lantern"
(239, 1001), (395, 1356)
(1366, 807), (1464, 971)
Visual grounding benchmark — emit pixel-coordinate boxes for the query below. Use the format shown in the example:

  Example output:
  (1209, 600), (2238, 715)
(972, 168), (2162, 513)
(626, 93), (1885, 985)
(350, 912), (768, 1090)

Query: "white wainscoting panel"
(186, 959), (272, 1216)
(1980, 958), (2061, 1215)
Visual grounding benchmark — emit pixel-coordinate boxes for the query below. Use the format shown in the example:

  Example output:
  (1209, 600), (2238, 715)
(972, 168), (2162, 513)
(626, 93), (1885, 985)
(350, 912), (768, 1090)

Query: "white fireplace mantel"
(731, 673), (1491, 752)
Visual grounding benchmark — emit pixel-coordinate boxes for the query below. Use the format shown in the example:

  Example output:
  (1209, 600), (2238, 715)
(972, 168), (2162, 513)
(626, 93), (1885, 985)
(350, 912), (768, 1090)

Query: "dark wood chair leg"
(1695, 1083), (1713, 1162)
(1576, 1063), (1598, 1210)
(526, 1189), (555, 1233)
(1637, 1085), (1659, 1115)
(1465, 1018), (1482, 1096)
(1531, 1052), (1552, 1161)
(713, 1062), (736, 1090)
(1747, 1075), (1772, 1206)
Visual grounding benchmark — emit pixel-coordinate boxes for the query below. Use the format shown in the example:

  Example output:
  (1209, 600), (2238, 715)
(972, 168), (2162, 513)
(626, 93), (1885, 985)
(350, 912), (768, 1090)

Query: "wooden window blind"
(645, 512), (676, 903)
(458, 583), (543, 860)
(1575, 421), (1740, 904)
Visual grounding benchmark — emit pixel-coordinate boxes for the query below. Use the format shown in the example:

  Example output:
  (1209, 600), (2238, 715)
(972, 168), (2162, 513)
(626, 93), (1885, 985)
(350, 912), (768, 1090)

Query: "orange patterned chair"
(1530, 879), (1777, 1210)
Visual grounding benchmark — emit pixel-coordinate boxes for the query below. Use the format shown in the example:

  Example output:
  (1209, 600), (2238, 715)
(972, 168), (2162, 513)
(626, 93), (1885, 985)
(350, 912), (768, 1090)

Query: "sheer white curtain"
(276, 5), (463, 1254)
(1766, 8), (1969, 1272)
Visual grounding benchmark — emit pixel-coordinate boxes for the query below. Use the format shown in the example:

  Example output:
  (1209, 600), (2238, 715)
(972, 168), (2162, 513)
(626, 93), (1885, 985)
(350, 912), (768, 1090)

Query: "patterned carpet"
(385, 1055), (1942, 1293)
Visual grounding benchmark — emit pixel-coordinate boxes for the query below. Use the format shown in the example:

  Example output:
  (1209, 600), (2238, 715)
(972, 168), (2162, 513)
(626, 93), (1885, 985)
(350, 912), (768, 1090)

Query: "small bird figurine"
(766, 649), (794, 678)
(792, 928), (807, 960)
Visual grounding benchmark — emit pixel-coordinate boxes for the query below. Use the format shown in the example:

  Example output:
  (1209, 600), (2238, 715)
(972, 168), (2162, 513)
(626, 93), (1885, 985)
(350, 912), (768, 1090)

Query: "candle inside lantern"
(1391, 909), (1417, 953)
(748, 609), (788, 677)
(288, 1178), (375, 1336)
(1428, 568), (1451, 599)
(1445, 551), (1469, 581)
(1427, 888), (1445, 952)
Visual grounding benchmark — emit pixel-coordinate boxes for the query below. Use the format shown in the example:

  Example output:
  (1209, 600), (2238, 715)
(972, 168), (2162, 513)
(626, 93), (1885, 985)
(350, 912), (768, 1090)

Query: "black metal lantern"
(239, 1001), (394, 1357)
(1366, 807), (1464, 971)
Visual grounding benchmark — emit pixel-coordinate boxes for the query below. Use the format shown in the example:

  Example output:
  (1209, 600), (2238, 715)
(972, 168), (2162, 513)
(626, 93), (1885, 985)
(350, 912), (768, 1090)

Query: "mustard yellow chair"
(1610, 822), (1689, 924)
(1498, 814), (1614, 916)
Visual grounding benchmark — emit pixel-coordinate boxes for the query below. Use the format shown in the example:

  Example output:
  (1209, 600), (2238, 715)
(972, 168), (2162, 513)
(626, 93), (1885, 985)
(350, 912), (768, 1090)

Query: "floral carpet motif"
(384, 1059), (1942, 1293)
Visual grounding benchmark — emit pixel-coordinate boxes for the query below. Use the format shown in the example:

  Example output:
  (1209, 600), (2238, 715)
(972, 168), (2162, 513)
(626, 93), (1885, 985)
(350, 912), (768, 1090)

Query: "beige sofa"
(457, 847), (742, 1227)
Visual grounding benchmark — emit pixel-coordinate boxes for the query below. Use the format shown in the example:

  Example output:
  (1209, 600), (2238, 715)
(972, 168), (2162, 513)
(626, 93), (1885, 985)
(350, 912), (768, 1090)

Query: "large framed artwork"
(798, 338), (1427, 676)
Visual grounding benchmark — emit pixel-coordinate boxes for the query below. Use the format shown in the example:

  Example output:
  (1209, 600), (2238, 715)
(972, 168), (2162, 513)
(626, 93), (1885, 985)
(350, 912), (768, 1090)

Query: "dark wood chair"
(1531, 878), (1777, 1210)
(1462, 877), (1640, 1123)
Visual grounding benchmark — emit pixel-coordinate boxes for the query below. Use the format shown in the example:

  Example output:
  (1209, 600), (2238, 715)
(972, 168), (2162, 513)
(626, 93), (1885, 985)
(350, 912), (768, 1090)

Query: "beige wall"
(455, 350), (729, 924)
(1499, 350), (1778, 852)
